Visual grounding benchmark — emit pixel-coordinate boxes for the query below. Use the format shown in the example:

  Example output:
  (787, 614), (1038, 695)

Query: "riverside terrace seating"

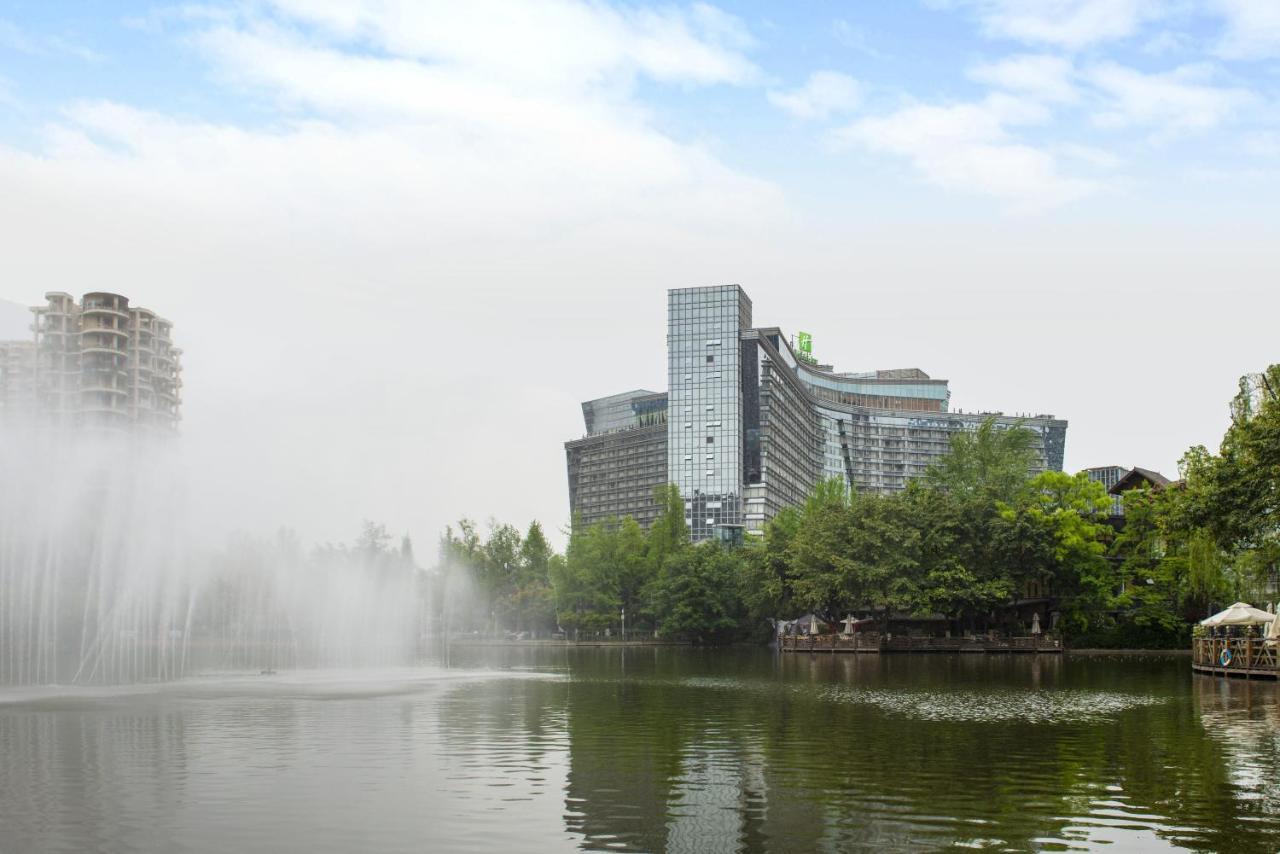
(1193, 636), (1280, 679)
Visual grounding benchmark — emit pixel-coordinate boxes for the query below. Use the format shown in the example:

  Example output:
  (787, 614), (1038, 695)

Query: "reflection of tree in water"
(444, 649), (1280, 853)
(1195, 677), (1280, 819)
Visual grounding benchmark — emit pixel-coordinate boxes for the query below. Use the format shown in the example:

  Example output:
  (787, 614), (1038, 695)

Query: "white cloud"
(1141, 29), (1193, 56)
(0, 17), (103, 61)
(251, 0), (758, 91)
(0, 0), (788, 550)
(835, 94), (1097, 211)
(1086, 61), (1255, 132)
(832, 19), (886, 58)
(1242, 131), (1280, 157)
(932, 0), (1169, 50)
(767, 71), (862, 120)
(969, 53), (1078, 103)
(1211, 0), (1280, 59)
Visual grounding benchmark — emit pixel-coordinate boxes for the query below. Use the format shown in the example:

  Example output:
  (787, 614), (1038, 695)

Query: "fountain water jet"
(0, 426), (423, 685)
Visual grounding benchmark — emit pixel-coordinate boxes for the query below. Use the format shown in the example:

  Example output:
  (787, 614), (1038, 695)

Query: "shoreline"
(447, 640), (1191, 654)
(446, 639), (690, 648)
(1065, 648), (1190, 655)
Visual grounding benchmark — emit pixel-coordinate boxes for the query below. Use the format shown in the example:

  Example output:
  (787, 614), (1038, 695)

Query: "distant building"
(565, 284), (1068, 541)
(565, 391), (669, 529)
(1091, 466), (1176, 527)
(0, 291), (182, 433)
(0, 340), (36, 416)
(1111, 467), (1173, 494)
(1085, 466), (1128, 519)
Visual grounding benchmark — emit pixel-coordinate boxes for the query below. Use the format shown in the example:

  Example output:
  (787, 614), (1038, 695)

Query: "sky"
(1, 0), (1277, 551)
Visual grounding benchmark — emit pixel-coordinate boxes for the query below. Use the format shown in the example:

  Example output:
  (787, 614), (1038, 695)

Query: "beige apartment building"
(0, 291), (182, 433)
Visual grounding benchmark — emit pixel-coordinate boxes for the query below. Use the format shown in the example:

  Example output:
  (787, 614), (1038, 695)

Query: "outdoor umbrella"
(1269, 611), (1280, 643)
(840, 615), (873, 634)
(1200, 602), (1278, 627)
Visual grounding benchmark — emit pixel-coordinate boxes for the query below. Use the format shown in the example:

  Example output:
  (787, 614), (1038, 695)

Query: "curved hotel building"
(566, 284), (1066, 542)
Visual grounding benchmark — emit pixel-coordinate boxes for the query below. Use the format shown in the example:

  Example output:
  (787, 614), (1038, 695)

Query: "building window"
(706, 437), (714, 443)
(706, 355), (714, 363)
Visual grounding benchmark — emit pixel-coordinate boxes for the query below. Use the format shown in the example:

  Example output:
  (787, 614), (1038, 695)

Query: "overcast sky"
(1, 0), (1277, 551)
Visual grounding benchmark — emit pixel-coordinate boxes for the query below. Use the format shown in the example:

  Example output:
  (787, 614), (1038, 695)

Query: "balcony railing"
(1193, 637), (1279, 674)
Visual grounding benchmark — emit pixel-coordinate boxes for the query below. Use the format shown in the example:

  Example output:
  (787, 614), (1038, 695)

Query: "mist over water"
(0, 427), (424, 685)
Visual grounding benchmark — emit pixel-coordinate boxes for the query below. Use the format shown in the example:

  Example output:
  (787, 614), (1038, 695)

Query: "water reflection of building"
(0, 291), (182, 433)
(565, 284), (1067, 542)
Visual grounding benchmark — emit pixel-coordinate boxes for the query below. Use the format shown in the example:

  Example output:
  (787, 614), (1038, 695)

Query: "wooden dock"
(1192, 637), (1279, 680)
(779, 633), (1062, 654)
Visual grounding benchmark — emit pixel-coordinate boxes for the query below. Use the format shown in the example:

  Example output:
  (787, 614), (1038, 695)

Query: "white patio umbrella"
(1201, 602), (1277, 627)
(1030, 612), (1042, 635)
(1268, 611), (1280, 642)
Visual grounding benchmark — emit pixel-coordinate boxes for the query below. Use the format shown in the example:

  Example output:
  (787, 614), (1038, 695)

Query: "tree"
(1182, 365), (1279, 563)
(646, 483), (689, 573)
(511, 521), (555, 633)
(926, 418), (1039, 503)
(787, 480), (918, 624)
(738, 505), (800, 634)
(651, 542), (745, 643)
(907, 484), (1012, 626)
(552, 516), (651, 633)
(1000, 470), (1113, 634)
(355, 520), (392, 561)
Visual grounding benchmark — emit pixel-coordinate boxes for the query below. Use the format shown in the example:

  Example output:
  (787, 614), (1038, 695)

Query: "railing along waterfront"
(1192, 636), (1280, 678)
(778, 633), (1062, 654)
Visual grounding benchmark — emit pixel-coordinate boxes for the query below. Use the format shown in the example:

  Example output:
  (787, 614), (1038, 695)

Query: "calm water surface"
(2, 649), (1279, 853)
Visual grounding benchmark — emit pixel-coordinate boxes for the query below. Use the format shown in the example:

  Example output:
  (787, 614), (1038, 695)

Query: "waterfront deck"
(779, 633), (1062, 654)
(1192, 637), (1280, 679)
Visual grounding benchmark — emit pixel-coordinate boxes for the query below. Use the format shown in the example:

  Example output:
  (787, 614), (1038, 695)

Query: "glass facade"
(1086, 466), (1128, 517)
(581, 389), (667, 435)
(667, 286), (751, 541)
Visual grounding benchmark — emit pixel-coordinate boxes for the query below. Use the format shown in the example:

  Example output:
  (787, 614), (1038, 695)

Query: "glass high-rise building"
(566, 284), (1067, 541)
(667, 285), (753, 541)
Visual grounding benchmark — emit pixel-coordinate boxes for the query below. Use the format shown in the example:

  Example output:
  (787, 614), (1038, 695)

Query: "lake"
(2, 648), (1278, 852)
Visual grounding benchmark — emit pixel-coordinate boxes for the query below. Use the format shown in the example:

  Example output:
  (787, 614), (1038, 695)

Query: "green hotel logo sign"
(797, 332), (812, 355)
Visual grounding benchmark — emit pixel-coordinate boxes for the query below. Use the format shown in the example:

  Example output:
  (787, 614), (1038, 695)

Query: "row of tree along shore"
(437, 365), (1279, 649)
